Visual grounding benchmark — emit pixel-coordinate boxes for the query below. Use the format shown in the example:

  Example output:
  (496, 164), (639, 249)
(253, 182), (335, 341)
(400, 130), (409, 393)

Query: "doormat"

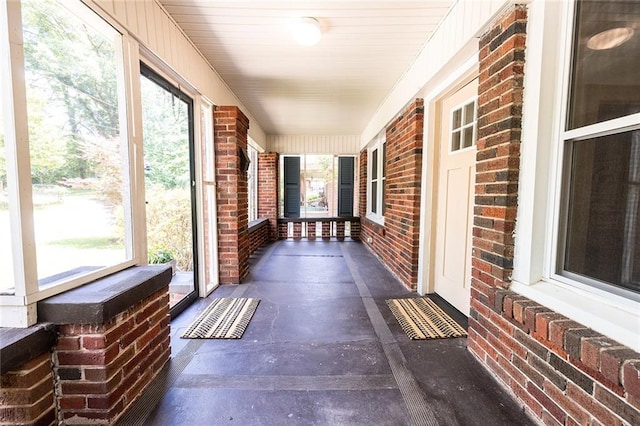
(386, 297), (467, 340)
(181, 298), (260, 339)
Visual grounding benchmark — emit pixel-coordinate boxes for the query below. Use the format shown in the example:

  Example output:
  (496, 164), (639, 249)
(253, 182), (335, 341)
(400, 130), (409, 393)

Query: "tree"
(21, 0), (120, 184)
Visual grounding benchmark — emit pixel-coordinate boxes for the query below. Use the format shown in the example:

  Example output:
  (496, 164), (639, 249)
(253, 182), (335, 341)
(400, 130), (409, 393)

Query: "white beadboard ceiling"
(159, 1), (454, 136)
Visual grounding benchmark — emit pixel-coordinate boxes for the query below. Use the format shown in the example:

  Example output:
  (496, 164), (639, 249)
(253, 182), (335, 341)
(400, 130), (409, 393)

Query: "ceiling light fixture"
(587, 27), (634, 50)
(293, 17), (322, 46)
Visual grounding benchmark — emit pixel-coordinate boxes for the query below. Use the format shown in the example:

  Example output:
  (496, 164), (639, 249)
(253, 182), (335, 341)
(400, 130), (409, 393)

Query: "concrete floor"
(129, 240), (536, 426)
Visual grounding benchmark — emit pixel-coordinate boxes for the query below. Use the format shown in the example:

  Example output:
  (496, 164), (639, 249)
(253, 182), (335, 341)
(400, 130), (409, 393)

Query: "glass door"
(140, 63), (197, 315)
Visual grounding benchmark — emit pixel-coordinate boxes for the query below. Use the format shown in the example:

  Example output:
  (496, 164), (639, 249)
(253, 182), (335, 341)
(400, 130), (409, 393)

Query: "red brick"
(623, 360), (640, 399)
(548, 320), (582, 354)
(579, 337), (620, 373)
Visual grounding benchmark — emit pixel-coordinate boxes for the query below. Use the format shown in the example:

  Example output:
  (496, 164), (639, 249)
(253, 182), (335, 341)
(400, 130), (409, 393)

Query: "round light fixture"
(587, 27), (634, 50)
(293, 17), (322, 46)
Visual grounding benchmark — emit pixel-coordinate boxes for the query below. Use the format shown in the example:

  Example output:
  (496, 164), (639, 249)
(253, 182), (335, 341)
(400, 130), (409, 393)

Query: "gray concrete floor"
(137, 240), (536, 426)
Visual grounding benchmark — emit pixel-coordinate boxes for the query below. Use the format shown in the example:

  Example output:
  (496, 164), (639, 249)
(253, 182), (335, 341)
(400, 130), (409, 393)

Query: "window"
(450, 100), (477, 152)
(558, 0), (640, 299)
(247, 143), (258, 222)
(368, 131), (386, 222)
(0, 0), (140, 325)
(0, 65), (13, 294)
(21, 0), (132, 289)
(279, 154), (353, 218)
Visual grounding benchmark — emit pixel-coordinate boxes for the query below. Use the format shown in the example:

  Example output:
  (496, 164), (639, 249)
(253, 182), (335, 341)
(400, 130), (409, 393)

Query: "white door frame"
(417, 59), (479, 297)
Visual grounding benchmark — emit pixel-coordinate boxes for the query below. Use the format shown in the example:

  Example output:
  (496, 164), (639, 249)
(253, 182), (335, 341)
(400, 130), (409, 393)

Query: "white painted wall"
(267, 135), (361, 155)
(87, 0), (267, 148)
(360, 0), (510, 147)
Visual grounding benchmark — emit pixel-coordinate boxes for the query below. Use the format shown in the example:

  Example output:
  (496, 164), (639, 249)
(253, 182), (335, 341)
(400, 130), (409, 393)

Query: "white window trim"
(513, 0), (640, 351)
(366, 131), (385, 225)
(448, 97), (478, 154)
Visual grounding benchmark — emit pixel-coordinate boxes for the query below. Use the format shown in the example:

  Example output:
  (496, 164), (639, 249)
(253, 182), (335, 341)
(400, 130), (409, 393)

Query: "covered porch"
(123, 240), (533, 425)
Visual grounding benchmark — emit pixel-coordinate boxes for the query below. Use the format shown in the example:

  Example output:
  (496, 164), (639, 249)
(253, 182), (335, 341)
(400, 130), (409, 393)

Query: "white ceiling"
(159, 1), (454, 136)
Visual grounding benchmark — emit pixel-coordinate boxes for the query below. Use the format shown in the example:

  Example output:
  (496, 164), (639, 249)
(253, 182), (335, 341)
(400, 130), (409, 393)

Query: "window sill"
(510, 279), (640, 352)
(0, 323), (57, 374)
(365, 214), (384, 227)
(37, 265), (172, 325)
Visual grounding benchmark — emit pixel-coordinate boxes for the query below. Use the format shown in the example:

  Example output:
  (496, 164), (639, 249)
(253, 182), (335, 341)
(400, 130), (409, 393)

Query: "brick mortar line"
(340, 244), (439, 426)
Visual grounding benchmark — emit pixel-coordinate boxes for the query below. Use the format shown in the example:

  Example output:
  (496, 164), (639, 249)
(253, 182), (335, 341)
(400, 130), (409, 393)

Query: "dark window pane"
(568, 0), (640, 129)
(381, 180), (386, 215)
(463, 127), (474, 149)
(564, 130), (640, 293)
(452, 131), (461, 152)
(371, 181), (377, 214)
(464, 102), (475, 125)
(372, 149), (378, 180)
(382, 142), (387, 178)
(452, 108), (461, 129)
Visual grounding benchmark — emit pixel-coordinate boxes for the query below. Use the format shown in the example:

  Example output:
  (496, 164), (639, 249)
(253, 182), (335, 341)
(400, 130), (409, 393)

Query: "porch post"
(214, 106), (250, 284)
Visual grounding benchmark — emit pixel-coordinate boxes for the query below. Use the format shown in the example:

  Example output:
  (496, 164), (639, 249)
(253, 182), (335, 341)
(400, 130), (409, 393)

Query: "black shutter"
(338, 157), (354, 217)
(283, 157), (300, 217)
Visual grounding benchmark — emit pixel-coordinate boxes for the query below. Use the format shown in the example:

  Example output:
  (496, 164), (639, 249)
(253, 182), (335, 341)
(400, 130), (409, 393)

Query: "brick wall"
(52, 288), (170, 424)
(215, 106), (250, 284)
(468, 6), (640, 425)
(0, 352), (56, 425)
(361, 99), (424, 290)
(257, 152), (279, 241)
(248, 219), (270, 255)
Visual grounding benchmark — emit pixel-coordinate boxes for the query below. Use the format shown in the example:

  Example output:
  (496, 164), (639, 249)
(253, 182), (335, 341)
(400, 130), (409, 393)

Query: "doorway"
(140, 63), (198, 315)
(433, 78), (478, 315)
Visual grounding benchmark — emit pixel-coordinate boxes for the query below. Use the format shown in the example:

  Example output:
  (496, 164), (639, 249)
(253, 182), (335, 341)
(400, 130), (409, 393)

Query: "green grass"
(49, 237), (121, 250)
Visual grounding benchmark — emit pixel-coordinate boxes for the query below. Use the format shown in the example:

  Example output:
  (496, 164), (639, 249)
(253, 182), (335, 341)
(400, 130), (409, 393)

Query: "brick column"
(471, 6), (525, 310)
(307, 222), (316, 240)
(360, 100), (424, 290)
(257, 152), (279, 241)
(215, 106), (250, 284)
(321, 222), (331, 240)
(292, 222), (302, 240)
(278, 222), (288, 239)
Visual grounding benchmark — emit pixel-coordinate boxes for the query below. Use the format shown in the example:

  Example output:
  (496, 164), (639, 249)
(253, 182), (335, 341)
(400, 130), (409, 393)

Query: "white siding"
(86, 0), (267, 148)
(360, 0), (509, 146)
(267, 135), (361, 155)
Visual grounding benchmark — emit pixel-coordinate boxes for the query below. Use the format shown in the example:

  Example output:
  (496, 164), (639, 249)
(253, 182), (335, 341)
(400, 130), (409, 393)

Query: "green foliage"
(21, 0), (120, 186)
(145, 187), (193, 271)
(140, 77), (191, 190)
(148, 244), (175, 264)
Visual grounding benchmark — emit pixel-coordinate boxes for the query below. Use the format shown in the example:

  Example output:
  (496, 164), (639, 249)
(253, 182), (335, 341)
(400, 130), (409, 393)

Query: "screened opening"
(22, 0), (132, 289)
(140, 64), (198, 312)
(0, 64), (13, 294)
(280, 154), (355, 219)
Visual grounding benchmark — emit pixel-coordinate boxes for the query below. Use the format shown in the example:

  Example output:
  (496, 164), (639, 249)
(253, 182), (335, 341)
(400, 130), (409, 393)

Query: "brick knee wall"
(361, 99), (424, 290)
(248, 219), (270, 255)
(0, 352), (56, 425)
(469, 289), (640, 425)
(53, 288), (170, 424)
(469, 5), (640, 425)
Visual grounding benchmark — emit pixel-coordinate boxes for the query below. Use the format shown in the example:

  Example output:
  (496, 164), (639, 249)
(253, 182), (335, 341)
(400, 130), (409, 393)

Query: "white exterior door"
(434, 79), (478, 315)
